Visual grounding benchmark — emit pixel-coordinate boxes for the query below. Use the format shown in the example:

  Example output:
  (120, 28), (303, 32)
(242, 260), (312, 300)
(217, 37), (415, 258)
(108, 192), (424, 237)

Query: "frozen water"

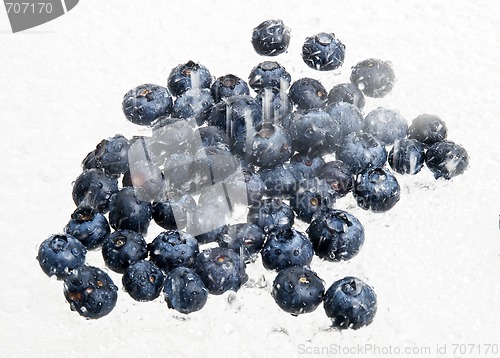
(1, 0), (500, 357)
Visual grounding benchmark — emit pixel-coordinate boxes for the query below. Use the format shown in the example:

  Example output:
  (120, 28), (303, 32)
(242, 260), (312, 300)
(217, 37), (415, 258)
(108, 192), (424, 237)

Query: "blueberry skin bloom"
(248, 61), (291, 94)
(37, 234), (87, 279)
(108, 187), (152, 234)
(272, 267), (325, 315)
(252, 19), (291, 56)
(302, 33), (346, 71)
(122, 84), (173, 126)
(307, 208), (364, 261)
(246, 123), (293, 169)
(193, 247), (248, 295)
(388, 138), (426, 175)
(350, 58), (396, 98)
(148, 230), (199, 272)
(64, 265), (118, 320)
(261, 228), (314, 271)
(163, 267), (208, 314)
(336, 131), (388, 175)
(122, 260), (165, 302)
(408, 114), (448, 146)
(324, 276), (377, 330)
(64, 207), (110, 250)
(353, 168), (401, 213)
(425, 140), (469, 180)
(101, 230), (148, 274)
(167, 60), (212, 97)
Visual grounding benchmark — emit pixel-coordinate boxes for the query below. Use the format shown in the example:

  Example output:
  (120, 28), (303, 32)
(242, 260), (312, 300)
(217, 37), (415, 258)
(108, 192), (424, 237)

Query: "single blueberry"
(211, 74), (250, 103)
(37, 234), (87, 279)
(350, 58), (396, 98)
(122, 84), (173, 126)
(108, 187), (152, 234)
(64, 206), (110, 250)
(93, 134), (131, 176)
(353, 167), (401, 212)
(152, 190), (196, 231)
(363, 107), (408, 146)
(246, 122), (293, 169)
(324, 102), (364, 140)
(217, 223), (265, 263)
(336, 131), (388, 175)
(316, 160), (354, 197)
(290, 178), (336, 223)
(148, 230), (199, 272)
(425, 140), (469, 180)
(259, 164), (297, 198)
(163, 267), (208, 314)
(251, 19), (290, 56)
(101, 230), (148, 274)
(289, 78), (328, 110)
(122, 260), (165, 302)
(408, 114), (448, 146)
(302, 33), (345, 71)
(388, 138), (426, 175)
(172, 88), (215, 126)
(261, 228), (314, 271)
(327, 82), (365, 110)
(247, 198), (295, 234)
(72, 168), (119, 213)
(167, 61), (212, 97)
(248, 61), (291, 94)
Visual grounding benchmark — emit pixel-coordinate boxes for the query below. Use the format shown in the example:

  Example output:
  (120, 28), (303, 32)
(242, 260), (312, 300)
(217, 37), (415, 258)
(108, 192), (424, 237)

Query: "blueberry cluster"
(37, 19), (468, 330)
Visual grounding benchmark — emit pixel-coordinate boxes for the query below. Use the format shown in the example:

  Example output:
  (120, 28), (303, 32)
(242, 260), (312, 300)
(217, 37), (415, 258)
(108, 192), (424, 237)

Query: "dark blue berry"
(248, 61), (291, 94)
(211, 74), (250, 102)
(152, 190), (196, 230)
(247, 198), (295, 235)
(191, 145), (238, 191)
(336, 131), (387, 175)
(217, 223), (265, 263)
(64, 207), (110, 250)
(425, 140), (469, 180)
(324, 276), (377, 330)
(259, 164), (297, 198)
(108, 187), (152, 234)
(122, 84), (173, 126)
(353, 167), (401, 212)
(246, 123), (292, 169)
(350, 58), (395, 98)
(324, 102), (364, 140)
(256, 89), (293, 123)
(272, 266), (325, 315)
(93, 134), (131, 176)
(193, 247), (248, 295)
(408, 114), (448, 146)
(101, 230), (148, 274)
(307, 208), (364, 261)
(251, 19), (290, 56)
(172, 88), (214, 126)
(289, 78), (328, 110)
(148, 230), (199, 272)
(261, 228), (314, 271)
(363, 107), (408, 146)
(122, 260), (165, 302)
(72, 168), (119, 213)
(288, 153), (325, 181)
(64, 265), (118, 319)
(290, 178), (336, 223)
(388, 138), (426, 175)
(163, 267), (208, 314)
(302, 33), (345, 71)
(167, 61), (212, 97)
(37, 234), (87, 279)
(316, 160), (354, 197)
(327, 82), (365, 110)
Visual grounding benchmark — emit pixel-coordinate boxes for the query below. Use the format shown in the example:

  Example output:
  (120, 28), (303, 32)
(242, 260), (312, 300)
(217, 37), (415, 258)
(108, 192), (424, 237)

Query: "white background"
(1, 1), (499, 357)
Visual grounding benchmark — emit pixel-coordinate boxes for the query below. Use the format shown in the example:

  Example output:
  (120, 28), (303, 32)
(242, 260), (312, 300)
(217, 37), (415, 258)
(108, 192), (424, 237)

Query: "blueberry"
(251, 19), (290, 56)
(223, 166), (265, 206)
(302, 32), (346, 71)
(81, 149), (98, 172)
(350, 58), (395, 98)
(261, 228), (314, 271)
(256, 89), (293, 123)
(108, 187), (152, 234)
(290, 108), (341, 157)
(152, 190), (196, 230)
(193, 247), (248, 295)
(324, 276), (377, 330)
(191, 145), (238, 191)
(122, 84), (173, 126)
(211, 74), (250, 103)
(288, 78), (328, 110)
(353, 167), (401, 212)
(259, 164), (297, 198)
(324, 102), (364, 140)
(195, 126), (229, 148)
(363, 107), (408, 146)
(37, 234), (87, 279)
(408, 114), (448, 146)
(327, 82), (365, 110)
(64, 206), (110, 250)
(248, 61), (291, 94)
(425, 140), (469, 180)
(388, 138), (426, 175)
(247, 198), (295, 234)
(193, 225), (225, 245)
(307, 208), (364, 261)
(93, 134), (131, 176)
(163, 267), (208, 314)
(122, 260), (165, 302)
(167, 61), (212, 97)
(316, 160), (354, 197)
(272, 267), (325, 315)
(72, 168), (119, 213)
(172, 88), (215, 126)
(336, 131), (388, 175)
(246, 122), (292, 169)
(217, 223), (265, 263)
(148, 230), (199, 272)
(288, 153), (326, 181)
(290, 178), (336, 223)
(101, 230), (148, 274)
(63, 265), (118, 319)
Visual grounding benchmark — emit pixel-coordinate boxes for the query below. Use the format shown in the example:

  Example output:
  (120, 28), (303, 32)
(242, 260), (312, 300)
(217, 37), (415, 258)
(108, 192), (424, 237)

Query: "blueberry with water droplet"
(247, 198), (295, 234)
(122, 260), (165, 302)
(163, 267), (208, 314)
(108, 187), (152, 234)
(336, 131), (387, 175)
(327, 82), (365, 110)
(217, 223), (265, 263)
(408, 114), (448, 146)
(72, 168), (119, 213)
(353, 167), (401, 212)
(388, 138), (426, 175)
(251, 19), (290, 57)
(272, 266), (324, 315)
(316, 160), (354, 198)
(64, 206), (110, 250)
(172, 88), (215, 126)
(148, 230), (199, 271)
(289, 77), (328, 110)
(37, 234), (87, 279)
(246, 122), (293, 169)
(362, 107), (408, 146)
(122, 84), (173, 126)
(93, 134), (132, 176)
(350, 58), (395, 98)
(261, 228), (314, 271)
(101, 230), (148, 274)
(302, 32), (346, 71)
(210, 74), (250, 103)
(425, 140), (469, 180)
(167, 61), (212, 97)
(248, 61), (291, 94)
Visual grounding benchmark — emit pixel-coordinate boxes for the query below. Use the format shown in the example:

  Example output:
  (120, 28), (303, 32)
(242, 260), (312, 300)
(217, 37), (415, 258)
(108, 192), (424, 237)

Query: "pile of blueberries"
(37, 20), (469, 330)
